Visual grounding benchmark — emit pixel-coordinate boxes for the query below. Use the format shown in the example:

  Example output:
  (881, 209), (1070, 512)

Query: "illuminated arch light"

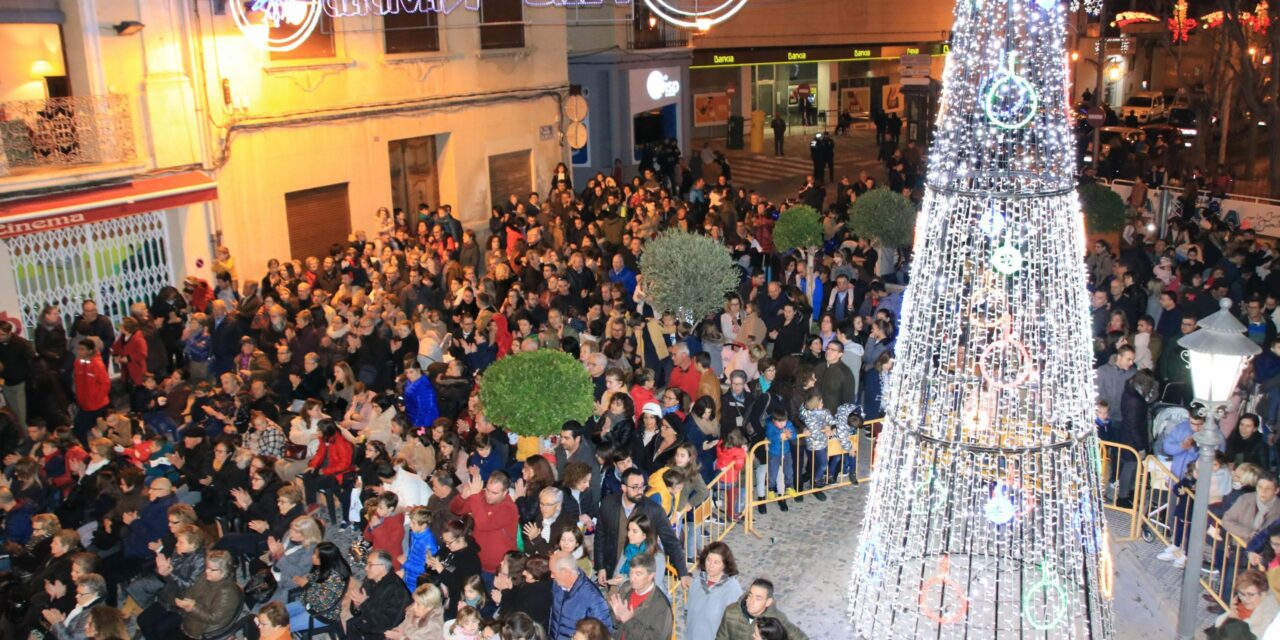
(232, 0), (323, 52)
(642, 0), (750, 29)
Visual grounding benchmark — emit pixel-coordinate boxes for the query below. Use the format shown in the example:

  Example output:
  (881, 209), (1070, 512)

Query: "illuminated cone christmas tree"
(846, 0), (1115, 636)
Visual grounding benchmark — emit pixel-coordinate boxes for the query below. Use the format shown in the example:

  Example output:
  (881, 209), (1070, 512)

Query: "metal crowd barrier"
(1135, 454), (1250, 609)
(741, 420), (884, 537)
(664, 462), (744, 639)
(1097, 439), (1147, 541)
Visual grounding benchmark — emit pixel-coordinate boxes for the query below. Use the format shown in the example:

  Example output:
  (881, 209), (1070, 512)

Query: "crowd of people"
(0, 128), (920, 640)
(1085, 162), (1280, 636)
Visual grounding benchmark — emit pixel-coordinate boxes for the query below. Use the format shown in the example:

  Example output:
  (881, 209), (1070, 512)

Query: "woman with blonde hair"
(386, 582), (446, 639)
(267, 515), (324, 603)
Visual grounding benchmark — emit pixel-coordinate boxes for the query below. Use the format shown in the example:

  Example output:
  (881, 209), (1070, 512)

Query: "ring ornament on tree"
(1022, 560), (1071, 630)
(983, 52), (1040, 130)
(918, 555), (969, 625)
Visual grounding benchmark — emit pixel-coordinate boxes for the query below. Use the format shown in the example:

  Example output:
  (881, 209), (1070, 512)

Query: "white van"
(1122, 91), (1166, 123)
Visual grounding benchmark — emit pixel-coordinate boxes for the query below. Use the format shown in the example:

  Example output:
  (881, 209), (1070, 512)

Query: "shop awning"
(0, 172), (217, 239)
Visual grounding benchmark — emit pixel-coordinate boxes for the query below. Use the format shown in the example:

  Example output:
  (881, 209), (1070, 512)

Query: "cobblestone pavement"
(719, 483), (1199, 639)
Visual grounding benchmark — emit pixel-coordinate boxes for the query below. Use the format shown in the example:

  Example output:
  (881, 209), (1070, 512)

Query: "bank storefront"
(689, 42), (949, 137)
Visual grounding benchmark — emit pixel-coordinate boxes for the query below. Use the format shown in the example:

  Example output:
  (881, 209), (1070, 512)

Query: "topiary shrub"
(1078, 183), (1127, 233)
(772, 204), (824, 253)
(848, 187), (918, 247)
(479, 350), (594, 437)
(639, 230), (741, 322)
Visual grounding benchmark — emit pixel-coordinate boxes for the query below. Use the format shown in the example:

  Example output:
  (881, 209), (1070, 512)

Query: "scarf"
(619, 541), (649, 577)
(694, 415), (719, 438)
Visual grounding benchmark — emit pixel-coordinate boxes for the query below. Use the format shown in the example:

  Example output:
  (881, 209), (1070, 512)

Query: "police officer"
(820, 133), (836, 183)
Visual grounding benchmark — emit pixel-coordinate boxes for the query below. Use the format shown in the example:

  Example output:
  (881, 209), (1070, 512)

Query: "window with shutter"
(384, 11), (439, 54)
(270, 12), (336, 61)
(284, 183), (352, 261)
(487, 150), (532, 208)
(480, 0), (523, 49)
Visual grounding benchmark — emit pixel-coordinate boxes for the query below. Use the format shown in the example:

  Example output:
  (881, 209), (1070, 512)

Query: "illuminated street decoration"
(1198, 6), (1267, 31)
(1111, 11), (1159, 26)
(321, 0), (633, 17)
(232, 0), (324, 52)
(844, 0), (1113, 629)
(233, 0), (736, 49)
(641, 0), (751, 29)
(1169, 0), (1196, 42)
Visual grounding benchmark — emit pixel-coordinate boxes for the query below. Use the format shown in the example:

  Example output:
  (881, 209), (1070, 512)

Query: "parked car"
(1122, 91), (1167, 123)
(1172, 107), (1198, 138)
(1140, 124), (1188, 149)
(1082, 126), (1143, 164)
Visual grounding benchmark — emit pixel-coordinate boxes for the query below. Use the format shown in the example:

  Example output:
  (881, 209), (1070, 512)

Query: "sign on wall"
(840, 87), (871, 116)
(693, 92), (730, 127)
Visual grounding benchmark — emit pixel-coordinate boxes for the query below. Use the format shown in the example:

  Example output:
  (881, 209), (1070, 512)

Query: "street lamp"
(1175, 298), (1261, 640)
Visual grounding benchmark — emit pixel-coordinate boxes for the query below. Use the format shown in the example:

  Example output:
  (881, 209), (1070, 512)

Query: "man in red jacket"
(450, 469), (518, 578)
(72, 338), (111, 443)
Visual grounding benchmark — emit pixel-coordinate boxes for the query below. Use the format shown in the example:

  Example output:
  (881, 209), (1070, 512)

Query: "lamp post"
(1175, 298), (1261, 640)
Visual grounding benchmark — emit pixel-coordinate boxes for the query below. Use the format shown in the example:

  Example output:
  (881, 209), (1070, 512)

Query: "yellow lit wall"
(0, 23), (66, 102)
(198, 8), (571, 276)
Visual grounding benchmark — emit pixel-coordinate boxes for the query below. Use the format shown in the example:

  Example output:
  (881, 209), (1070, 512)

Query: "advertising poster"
(693, 92), (731, 127)
(841, 87), (872, 116)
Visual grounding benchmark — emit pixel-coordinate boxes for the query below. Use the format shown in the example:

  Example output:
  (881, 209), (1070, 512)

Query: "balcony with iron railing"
(628, 22), (690, 50)
(0, 94), (137, 180)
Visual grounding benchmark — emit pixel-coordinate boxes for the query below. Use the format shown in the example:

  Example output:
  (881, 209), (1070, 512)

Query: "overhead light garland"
(844, 0), (1114, 632)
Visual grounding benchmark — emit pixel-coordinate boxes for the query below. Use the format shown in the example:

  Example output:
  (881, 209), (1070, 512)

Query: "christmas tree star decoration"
(844, 0), (1114, 632)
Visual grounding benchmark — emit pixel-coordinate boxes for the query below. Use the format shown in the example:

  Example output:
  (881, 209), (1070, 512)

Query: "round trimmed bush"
(479, 349), (594, 437)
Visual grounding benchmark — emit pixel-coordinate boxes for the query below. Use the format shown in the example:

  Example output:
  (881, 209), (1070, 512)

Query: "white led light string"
(845, 0), (1114, 635)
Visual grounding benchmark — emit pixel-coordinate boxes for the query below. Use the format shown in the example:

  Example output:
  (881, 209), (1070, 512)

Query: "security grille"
(5, 211), (174, 332)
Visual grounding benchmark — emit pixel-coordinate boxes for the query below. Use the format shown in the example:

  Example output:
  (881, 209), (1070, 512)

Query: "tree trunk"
(1245, 114), (1258, 180)
(1269, 125), (1280, 198)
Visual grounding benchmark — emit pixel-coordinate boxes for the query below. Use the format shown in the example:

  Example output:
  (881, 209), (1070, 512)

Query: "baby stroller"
(1140, 404), (1188, 543)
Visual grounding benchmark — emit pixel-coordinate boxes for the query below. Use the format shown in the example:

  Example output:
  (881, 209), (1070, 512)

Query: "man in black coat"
(72, 300), (116, 363)
(594, 468), (689, 588)
(346, 551), (412, 640)
(0, 320), (36, 426)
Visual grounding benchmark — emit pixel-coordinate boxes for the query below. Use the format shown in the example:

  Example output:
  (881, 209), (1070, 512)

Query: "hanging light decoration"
(1170, 0), (1198, 42)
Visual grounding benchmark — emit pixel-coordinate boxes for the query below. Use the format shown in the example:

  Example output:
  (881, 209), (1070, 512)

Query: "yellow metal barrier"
(1097, 439), (1147, 541)
(663, 462), (742, 639)
(741, 419), (883, 536)
(1135, 454), (1249, 609)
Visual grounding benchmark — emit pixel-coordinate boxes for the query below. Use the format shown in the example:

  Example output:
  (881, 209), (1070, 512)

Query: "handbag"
(243, 567), (278, 609)
(283, 442), (309, 460)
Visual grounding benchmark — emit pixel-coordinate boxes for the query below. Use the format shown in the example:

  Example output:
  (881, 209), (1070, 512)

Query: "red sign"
(797, 83), (812, 97)
(726, 81), (736, 96)
(0, 173), (217, 239)
(1086, 106), (1107, 127)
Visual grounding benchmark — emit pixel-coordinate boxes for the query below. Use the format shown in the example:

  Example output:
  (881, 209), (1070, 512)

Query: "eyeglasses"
(1238, 590), (1263, 599)
(625, 484), (646, 491)
(539, 502), (559, 508)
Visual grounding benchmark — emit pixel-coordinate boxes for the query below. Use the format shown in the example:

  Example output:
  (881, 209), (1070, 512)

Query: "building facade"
(685, 0), (955, 138)
(0, 0), (573, 329)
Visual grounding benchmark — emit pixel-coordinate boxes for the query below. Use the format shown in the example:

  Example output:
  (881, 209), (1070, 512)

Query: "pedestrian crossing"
(721, 154), (816, 187)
